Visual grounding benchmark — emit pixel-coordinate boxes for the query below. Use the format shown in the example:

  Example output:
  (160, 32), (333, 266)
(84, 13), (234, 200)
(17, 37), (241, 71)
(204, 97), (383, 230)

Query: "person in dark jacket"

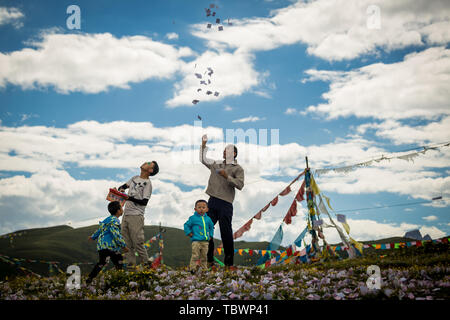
(199, 135), (244, 268)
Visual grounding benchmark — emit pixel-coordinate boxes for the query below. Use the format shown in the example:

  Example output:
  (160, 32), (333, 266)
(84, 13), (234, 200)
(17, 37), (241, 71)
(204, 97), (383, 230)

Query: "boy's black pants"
(88, 249), (123, 280)
(206, 196), (234, 266)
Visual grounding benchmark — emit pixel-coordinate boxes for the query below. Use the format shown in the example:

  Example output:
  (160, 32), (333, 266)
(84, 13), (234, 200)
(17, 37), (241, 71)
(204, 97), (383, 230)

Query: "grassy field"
(0, 241), (448, 300)
(0, 225), (449, 300)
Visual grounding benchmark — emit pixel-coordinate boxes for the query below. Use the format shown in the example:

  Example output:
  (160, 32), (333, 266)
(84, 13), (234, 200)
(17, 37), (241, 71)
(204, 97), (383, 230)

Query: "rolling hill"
(0, 224), (274, 279)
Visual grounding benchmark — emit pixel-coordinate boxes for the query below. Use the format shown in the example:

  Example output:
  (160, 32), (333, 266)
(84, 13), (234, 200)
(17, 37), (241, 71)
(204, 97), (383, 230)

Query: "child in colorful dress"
(87, 201), (128, 284)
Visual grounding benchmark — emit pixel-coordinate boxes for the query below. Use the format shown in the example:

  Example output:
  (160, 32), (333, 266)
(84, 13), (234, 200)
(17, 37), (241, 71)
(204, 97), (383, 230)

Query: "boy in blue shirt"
(184, 200), (214, 272)
(86, 201), (129, 284)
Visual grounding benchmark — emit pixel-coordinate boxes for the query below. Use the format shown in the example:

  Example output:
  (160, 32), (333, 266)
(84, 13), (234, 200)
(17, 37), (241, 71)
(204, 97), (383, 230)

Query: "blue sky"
(0, 0), (449, 245)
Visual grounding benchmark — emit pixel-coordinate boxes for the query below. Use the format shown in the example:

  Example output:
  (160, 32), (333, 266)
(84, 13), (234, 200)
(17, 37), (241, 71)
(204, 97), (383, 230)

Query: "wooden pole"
(305, 157), (320, 259)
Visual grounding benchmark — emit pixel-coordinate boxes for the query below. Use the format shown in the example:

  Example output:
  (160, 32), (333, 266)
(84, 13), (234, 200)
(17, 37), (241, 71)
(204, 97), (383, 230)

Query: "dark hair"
(150, 161), (159, 176)
(195, 199), (208, 207)
(108, 201), (121, 215)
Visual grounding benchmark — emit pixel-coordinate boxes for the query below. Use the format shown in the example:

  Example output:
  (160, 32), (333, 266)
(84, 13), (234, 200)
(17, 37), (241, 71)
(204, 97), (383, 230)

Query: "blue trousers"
(207, 196), (234, 266)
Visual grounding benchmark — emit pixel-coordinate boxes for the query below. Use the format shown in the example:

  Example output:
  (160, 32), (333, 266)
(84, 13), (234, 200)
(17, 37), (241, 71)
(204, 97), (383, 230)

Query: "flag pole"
(305, 157), (320, 260)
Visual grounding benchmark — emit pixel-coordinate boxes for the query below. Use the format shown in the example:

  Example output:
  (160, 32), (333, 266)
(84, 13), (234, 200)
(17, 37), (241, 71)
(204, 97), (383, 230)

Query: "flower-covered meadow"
(1, 263), (449, 300)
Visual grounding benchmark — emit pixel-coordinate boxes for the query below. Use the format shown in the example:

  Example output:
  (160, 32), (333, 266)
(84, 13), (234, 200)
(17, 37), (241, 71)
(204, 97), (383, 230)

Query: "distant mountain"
(405, 229), (422, 240)
(404, 229), (432, 241)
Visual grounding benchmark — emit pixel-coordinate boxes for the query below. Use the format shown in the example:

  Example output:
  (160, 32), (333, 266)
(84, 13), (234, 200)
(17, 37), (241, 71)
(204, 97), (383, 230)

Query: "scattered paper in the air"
(218, 26), (223, 31)
(192, 100), (200, 104)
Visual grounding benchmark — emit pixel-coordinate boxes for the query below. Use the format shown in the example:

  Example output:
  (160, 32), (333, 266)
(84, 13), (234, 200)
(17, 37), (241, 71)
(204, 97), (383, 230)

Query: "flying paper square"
(218, 26), (223, 31)
(206, 91), (212, 95)
(337, 214), (346, 223)
(192, 100), (200, 104)
(207, 23), (212, 29)
(214, 91), (219, 96)
(195, 73), (202, 79)
(216, 18), (220, 24)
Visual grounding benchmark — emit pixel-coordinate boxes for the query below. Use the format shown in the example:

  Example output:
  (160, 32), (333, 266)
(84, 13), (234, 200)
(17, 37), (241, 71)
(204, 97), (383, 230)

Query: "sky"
(0, 0), (449, 246)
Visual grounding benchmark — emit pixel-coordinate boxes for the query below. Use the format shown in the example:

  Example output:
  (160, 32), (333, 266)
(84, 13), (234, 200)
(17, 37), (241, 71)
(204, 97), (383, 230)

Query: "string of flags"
(143, 232), (163, 249)
(213, 236), (450, 269)
(0, 231), (26, 247)
(214, 237), (449, 257)
(2, 235), (448, 275)
(314, 141), (450, 177)
(233, 170), (306, 240)
(143, 232), (164, 269)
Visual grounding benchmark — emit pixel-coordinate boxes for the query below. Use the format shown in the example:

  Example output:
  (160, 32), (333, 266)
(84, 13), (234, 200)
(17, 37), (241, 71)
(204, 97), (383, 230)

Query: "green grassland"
(1, 225), (449, 280)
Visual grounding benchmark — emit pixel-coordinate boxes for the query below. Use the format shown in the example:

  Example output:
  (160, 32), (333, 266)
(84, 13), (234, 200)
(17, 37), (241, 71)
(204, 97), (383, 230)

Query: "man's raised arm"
(199, 134), (215, 169)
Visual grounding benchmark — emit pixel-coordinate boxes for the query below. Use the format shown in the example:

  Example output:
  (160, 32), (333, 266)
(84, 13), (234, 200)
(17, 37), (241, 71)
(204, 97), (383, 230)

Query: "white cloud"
(165, 49), (261, 107)
(0, 120), (449, 235)
(232, 116), (266, 123)
(191, 0), (450, 61)
(422, 215), (438, 222)
(303, 47), (450, 120)
(165, 32), (179, 40)
(0, 7), (24, 28)
(0, 31), (194, 94)
(284, 108), (303, 115)
(224, 105), (233, 111)
(356, 116), (450, 145)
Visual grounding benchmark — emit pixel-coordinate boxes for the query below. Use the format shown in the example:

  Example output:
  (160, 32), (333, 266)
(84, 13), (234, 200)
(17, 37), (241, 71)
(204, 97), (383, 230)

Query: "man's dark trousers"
(207, 196), (234, 266)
